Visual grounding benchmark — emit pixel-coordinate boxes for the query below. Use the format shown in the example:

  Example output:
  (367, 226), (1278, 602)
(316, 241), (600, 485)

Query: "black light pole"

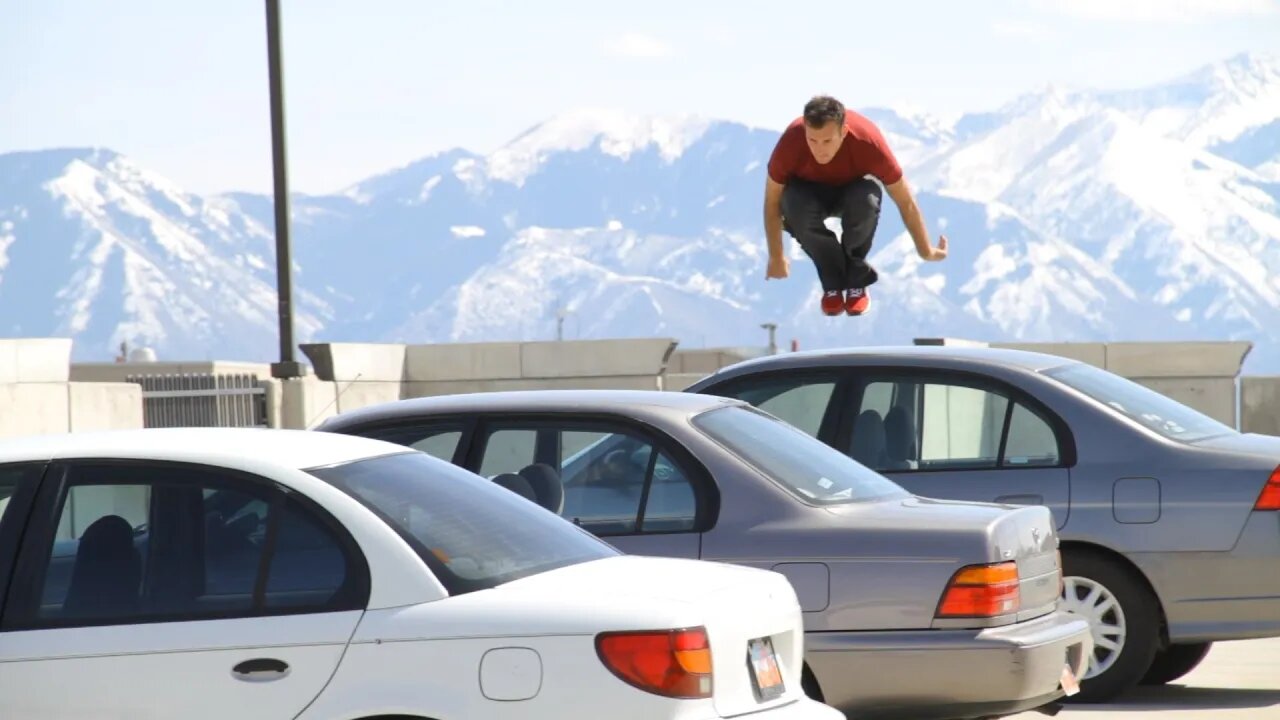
(266, 0), (305, 378)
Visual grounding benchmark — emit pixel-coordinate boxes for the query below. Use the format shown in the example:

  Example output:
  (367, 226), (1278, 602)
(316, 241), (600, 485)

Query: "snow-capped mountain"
(0, 149), (331, 361)
(2, 51), (1277, 371)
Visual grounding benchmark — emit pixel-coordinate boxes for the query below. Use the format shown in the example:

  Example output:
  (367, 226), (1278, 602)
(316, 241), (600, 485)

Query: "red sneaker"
(821, 290), (844, 316)
(845, 287), (870, 315)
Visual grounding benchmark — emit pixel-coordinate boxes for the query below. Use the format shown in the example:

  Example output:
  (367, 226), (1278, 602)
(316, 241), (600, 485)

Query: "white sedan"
(0, 428), (839, 720)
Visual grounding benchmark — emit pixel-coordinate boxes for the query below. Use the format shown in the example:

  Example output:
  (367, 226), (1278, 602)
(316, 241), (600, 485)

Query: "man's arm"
(884, 177), (947, 261)
(764, 176), (789, 279)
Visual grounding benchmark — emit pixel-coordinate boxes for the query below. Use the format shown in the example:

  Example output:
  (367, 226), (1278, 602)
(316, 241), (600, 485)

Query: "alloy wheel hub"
(1060, 575), (1127, 680)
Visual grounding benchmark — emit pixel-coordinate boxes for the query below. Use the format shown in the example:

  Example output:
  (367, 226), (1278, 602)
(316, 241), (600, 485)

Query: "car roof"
(708, 344), (1078, 375)
(322, 388), (743, 427)
(0, 427), (403, 469)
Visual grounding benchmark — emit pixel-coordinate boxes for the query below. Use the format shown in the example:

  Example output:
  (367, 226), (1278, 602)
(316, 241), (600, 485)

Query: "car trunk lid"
(496, 555), (811, 716)
(824, 497), (1062, 625)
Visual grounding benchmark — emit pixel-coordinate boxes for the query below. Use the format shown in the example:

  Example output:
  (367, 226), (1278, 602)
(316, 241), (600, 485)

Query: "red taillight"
(596, 627), (713, 698)
(936, 561), (1021, 618)
(1255, 467), (1280, 511)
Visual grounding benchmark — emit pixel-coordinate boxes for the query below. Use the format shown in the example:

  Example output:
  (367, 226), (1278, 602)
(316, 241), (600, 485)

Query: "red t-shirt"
(766, 109), (903, 187)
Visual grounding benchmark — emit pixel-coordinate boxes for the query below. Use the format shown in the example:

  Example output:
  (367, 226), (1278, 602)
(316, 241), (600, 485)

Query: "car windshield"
(691, 405), (910, 505)
(1043, 362), (1236, 442)
(310, 451), (617, 595)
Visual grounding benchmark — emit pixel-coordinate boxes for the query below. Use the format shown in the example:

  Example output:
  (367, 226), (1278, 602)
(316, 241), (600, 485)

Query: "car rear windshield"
(1043, 362), (1236, 443)
(310, 451), (617, 595)
(691, 405), (910, 505)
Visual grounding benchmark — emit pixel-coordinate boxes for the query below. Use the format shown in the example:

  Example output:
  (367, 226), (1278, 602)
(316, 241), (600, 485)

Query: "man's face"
(804, 120), (845, 164)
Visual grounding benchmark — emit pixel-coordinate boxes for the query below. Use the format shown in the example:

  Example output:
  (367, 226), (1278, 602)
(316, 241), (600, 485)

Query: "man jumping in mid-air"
(763, 95), (948, 316)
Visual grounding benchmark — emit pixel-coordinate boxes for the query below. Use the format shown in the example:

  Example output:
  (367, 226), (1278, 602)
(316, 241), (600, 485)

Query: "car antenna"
(307, 372), (363, 429)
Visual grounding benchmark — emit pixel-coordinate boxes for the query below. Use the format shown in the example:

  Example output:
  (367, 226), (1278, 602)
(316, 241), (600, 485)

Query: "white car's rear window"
(311, 451), (617, 594)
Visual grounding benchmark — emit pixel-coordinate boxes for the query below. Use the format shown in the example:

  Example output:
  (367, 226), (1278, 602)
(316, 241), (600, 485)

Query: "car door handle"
(232, 657), (290, 681)
(995, 494), (1044, 506)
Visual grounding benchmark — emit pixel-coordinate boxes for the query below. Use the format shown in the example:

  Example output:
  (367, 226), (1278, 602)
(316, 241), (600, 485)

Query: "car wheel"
(1140, 642), (1213, 685)
(1059, 551), (1161, 703)
(801, 663), (824, 703)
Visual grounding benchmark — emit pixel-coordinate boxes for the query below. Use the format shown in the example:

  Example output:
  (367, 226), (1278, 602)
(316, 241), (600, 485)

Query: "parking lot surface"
(1011, 638), (1280, 719)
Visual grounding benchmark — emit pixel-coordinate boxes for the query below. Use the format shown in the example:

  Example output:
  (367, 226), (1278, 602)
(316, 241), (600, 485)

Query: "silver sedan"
(317, 389), (1092, 720)
(684, 345), (1280, 703)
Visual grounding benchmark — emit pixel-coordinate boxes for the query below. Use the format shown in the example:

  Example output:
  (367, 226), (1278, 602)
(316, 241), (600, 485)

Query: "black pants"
(781, 177), (882, 291)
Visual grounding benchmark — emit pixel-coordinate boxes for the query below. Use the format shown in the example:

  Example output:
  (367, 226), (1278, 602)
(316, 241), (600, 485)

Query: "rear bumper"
(805, 610), (1091, 720)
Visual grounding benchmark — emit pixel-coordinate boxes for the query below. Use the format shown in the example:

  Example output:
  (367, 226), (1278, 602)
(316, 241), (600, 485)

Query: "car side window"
(852, 378), (1060, 472)
(1002, 403), (1061, 467)
(17, 462), (363, 628)
(478, 423), (698, 536)
(478, 429), (538, 477)
(918, 383), (1008, 469)
(262, 496), (354, 609)
(559, 429), (696, 535)
(356, 423), (464, 463)
(713, 376), (838, 437)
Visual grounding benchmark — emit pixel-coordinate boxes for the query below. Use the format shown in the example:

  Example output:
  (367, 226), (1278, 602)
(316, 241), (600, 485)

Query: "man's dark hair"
(803, 95), (845, 128)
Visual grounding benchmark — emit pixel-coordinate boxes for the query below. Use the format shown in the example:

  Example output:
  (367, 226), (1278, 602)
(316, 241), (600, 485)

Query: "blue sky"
(3, 0), (1277, 195)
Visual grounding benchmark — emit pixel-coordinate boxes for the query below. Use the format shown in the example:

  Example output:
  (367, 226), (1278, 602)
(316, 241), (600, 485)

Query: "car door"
(838, 372), (1072, 528)
(466, 416), (706, 559)
(0, 459), (370, 719)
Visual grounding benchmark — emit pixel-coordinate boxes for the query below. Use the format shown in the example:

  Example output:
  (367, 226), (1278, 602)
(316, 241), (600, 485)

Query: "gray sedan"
(684, 345), (1280, 703)
(316, 390), (1091, 720)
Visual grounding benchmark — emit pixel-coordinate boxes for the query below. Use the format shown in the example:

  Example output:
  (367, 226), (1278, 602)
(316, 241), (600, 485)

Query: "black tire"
(1141, 642), (1213, 685)
(1059, 551), (1162, 703)
(801, 663), (825, 703)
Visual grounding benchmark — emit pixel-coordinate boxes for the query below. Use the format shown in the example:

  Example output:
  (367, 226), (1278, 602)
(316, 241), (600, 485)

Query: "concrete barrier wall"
(0, 338), (72, 383)
(70, 360), (272, 383)
(1242, 377), (1280, 436)
(32, 335), (1280, 439)
(664, 373), (713, 392)
(0, 383), (70, 437)
(0, 382), (146, 438)
(292, 339), (679, 423)
(0, 340), (145, 438)
(668, 347), (766, 375)
(68, 383), (144, 432)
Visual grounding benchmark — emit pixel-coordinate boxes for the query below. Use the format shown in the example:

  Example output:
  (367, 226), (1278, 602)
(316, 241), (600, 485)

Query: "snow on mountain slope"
(0, 148), (329, 360)
(875, 194), (1154, 340)
(1097, 52), (1280, 154)
(389, 190), (1171, 356)
(486, 109), (715, 187)
(1211, 119), (1280, 181)
(391, 225), (764, 345)
(915, 87), (1099, 200)
(985, 110), (1280, 339)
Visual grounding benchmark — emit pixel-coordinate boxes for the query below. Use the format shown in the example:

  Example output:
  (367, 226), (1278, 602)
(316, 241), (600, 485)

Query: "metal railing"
(126, 373), (267, 428)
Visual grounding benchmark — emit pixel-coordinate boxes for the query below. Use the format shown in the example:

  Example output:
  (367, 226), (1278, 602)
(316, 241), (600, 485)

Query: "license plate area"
(1061, 663), (1080, 696)
(747, 636), (785, 702)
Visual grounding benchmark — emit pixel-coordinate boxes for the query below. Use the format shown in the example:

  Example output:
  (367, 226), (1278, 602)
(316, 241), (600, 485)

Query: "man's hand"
(763, 176), (788, 280)
(919, 235), (948, 261)
(766, 254), (790, 280)
(885, 178), (950, 264)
